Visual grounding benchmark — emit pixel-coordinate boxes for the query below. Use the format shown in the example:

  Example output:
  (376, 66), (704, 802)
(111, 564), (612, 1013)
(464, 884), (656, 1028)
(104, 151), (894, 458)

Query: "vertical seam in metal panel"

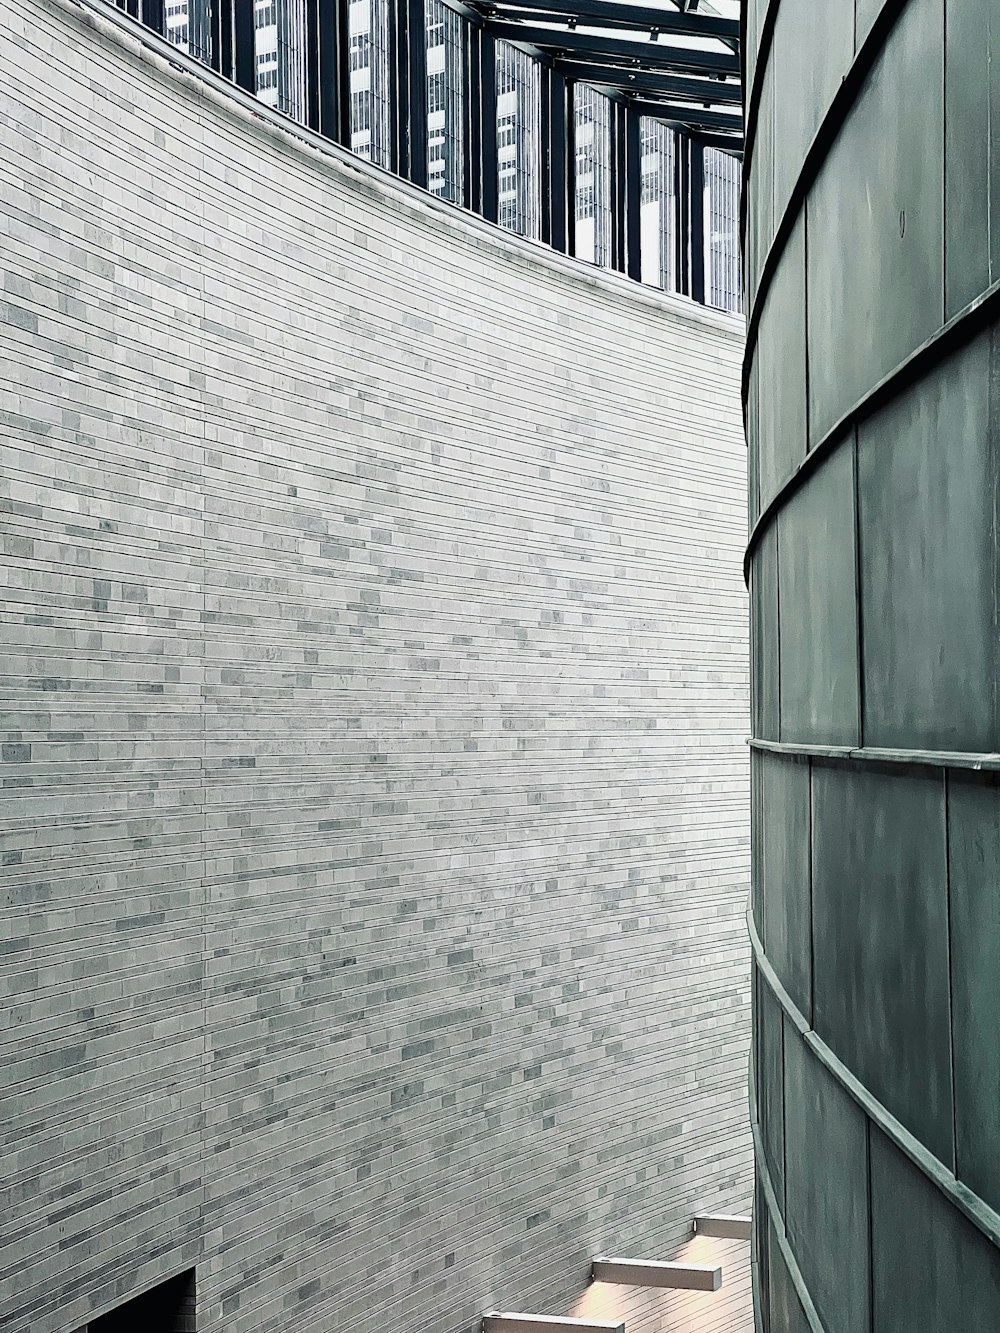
(944, 767), (957, 1176)
(991, 322), (1000, 754)
(807, 757), (814, 1029)
(852, 425), (865, 748)
(989, 4), (994, 287)
(866, 1117), (874, 1333)
(779, 1004), (787, 1220)
(803, 203), (811, 455)
(774, 517), (782, 744)
(773, 483), (781, 746)
(942, 0), (948, 324)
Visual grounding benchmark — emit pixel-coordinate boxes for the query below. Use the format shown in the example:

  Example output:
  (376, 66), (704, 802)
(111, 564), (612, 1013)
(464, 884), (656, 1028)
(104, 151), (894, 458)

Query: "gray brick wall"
(0, 3), (752, 1331)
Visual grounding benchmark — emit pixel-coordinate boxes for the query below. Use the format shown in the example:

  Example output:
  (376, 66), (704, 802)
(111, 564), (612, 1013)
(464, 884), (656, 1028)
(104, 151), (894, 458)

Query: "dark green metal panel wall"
(743, 0), (1000, 1328)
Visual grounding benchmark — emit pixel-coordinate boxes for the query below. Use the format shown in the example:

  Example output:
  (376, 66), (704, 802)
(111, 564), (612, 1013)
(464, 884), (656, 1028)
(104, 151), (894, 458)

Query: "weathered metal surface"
(746, 0), (1000, 1319)
(783, 1034), (870, 1333)
(759, 752), (812, 1021)
(870, 1130), (1000, 1332)
(776, 438), (859, 748)
(947, 774), (1000, 1218)
(857, 333), (994, 753)
(805, 0), (944, 445)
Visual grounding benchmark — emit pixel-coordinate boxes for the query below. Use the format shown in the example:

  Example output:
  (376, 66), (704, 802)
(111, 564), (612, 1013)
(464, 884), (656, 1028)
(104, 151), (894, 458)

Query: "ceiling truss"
(470, 0), (743, 143)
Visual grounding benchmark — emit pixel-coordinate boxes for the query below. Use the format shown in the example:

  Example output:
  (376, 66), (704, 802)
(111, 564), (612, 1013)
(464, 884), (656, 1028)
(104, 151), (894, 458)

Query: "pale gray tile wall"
(0, 3), (752, 1331)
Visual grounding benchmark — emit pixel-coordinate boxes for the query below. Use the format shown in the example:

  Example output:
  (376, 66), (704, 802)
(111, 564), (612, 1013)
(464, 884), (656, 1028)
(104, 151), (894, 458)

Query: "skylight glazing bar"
(705, 143), (742, 313)
(573, 83), (611, 267)
(639, 117), (677, 293)
(252, 0), (308, 120)
(164, 0), (212, 63)
(348, 0), (393, 166)
(496, 40), (541, 239)
(426, 0), (465, 203)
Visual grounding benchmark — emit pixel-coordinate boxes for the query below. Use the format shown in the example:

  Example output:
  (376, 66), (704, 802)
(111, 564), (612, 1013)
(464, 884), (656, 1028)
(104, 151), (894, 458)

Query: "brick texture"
(0, 3), (752, 1331)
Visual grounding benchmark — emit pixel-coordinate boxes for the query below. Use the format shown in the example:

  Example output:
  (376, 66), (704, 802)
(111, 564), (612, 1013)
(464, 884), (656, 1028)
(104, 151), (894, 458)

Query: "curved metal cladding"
(744, 0), (1000, 1330)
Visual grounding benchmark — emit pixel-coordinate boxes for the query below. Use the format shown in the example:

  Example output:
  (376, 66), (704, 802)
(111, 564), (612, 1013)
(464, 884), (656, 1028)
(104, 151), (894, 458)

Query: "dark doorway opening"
(85, 1269), (195, 1333)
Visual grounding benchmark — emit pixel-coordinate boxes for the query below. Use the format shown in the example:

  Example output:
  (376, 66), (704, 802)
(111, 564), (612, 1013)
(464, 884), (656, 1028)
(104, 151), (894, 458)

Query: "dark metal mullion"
(391, 0), (409, 177)
(539, 62), (552, 245)
(548, 67), (568, 252)
(611, 99), (626, 272)
(307, 0), (321, 130)
(675, 130), (689, 295)
(565, 74), (575, 257)
(233, 0), (256, 93)
(690, 133), (706, 304)
(142, 0), (165, 35)
(465, 23), (482, 210)
(624, 102), (641, 282)
(320, 0), (343, 141)
(479, 27), (498, 223)
(407, 0), (429, 186)
(337, 0), (353, 146)
(211, 0), (234, 76)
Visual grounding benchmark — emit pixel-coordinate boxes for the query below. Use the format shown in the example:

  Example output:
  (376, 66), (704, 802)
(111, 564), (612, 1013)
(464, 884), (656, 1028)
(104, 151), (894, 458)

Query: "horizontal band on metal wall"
(748, 909), (1000, 1254)
(747, 1053), (829, 1333)
(742, 275), (1000, 587)
(739, 0), (909, 395)
(750, 737), (1000, 774)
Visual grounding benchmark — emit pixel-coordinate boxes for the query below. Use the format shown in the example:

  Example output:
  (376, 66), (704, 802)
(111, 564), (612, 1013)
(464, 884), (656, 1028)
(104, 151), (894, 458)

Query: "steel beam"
(693, 1214), (753, 1240)
(483, 23), (740, 76)
(483, 1316), (625, 1333)
(475, 0), (739, 41)
(555, 63), (740, 105)
(592, 1257), (722, 1291)
(668, 0), (738, 53)
(627, 99), (742, 135)
(696, 131), (744, 158)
